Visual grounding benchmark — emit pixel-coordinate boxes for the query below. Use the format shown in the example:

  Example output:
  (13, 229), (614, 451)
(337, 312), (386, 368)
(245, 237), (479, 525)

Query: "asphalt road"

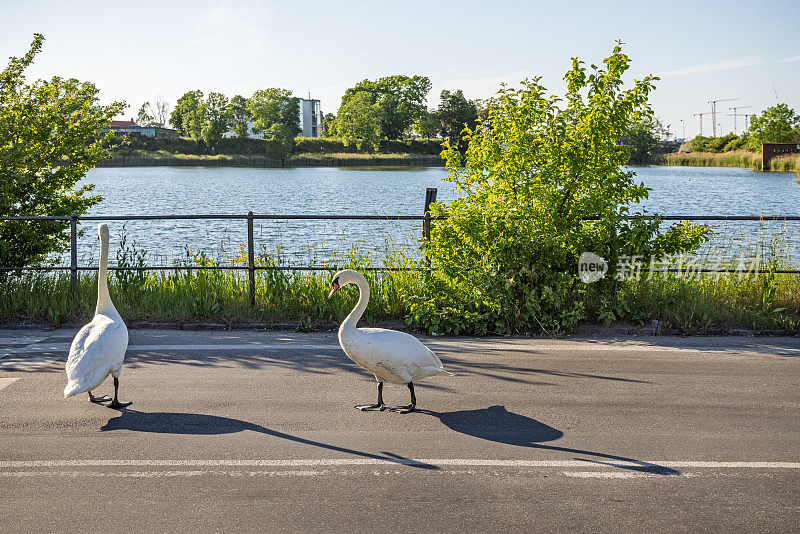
(1, 329), (798, 533)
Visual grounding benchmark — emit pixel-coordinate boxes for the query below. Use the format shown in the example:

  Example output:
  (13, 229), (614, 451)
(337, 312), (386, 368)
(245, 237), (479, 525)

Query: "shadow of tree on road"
(99, 408), (436, 470)
(422, 405), (680, 476)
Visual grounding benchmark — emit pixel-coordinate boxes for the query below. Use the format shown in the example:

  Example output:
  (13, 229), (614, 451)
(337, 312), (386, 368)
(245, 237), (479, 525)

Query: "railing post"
(423, 187), (437, 240)
(423, 188), (437, 266)
(247, 211), (255, 307)
(70, 214), (78, 307)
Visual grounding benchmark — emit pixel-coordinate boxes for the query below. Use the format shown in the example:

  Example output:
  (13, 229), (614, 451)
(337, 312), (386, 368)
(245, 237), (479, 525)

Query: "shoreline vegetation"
(657, 150), (800, 173)
(102, 136), (447, 168)
(98, 151), (445, 168)
(104, 138), (800, 175)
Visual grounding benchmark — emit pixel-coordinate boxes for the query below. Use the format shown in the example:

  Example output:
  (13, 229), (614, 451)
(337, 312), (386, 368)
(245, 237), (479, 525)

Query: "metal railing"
(2, 187), (800, 308)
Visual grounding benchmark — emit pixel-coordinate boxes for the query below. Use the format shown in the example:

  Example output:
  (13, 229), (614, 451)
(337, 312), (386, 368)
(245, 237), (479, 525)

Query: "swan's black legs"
(392, 382), (417, 414)
(88, 391), (111, 403)
(106, 376), (132, 409)
(355, 381), (386, 411)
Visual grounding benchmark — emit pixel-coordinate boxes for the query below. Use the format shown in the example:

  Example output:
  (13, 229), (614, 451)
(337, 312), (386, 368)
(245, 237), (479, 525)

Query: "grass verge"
(2, 231), (798, 334)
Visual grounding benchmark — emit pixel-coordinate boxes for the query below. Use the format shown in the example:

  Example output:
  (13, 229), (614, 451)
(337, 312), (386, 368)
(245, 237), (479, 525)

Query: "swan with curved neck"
(64, 223), (131, 409)
(329, 269), (451, 413)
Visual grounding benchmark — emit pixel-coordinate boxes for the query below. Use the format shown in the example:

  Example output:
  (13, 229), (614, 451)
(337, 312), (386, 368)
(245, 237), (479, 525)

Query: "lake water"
(67, 165), (800, 267)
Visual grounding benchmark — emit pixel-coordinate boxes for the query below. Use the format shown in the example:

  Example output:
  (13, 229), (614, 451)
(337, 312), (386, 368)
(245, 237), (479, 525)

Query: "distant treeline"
(110, 136), (445, 157)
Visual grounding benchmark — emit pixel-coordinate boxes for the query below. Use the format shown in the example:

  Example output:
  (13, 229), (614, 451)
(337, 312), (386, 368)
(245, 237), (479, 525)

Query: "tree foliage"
(321, 112), (336, 138)
(335, 91), (383, 151)
(228, 95), (250, 139)
(248, 88), (301, 138)
(170, 90), (204, 138)
(408, 43), (709, 336)
(263, 123), (295, 161)
(136, 97), (170, 127)
(199, 92), (231, 147)
(625, 117), (665, 164)
(747, 103), (800, 150)
(414, 109), (440, 139)
(339, 75), (431, 140)
(0, 34), (125, 270)
(435, 89), (478, 149)
(689, 133), (741, 153)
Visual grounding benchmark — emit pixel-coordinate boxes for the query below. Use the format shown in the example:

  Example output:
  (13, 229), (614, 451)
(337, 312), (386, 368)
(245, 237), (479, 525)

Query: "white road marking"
(0, 459), (798, 469)
(0, 378), (20, 390)
(3, 341), (797, 357)
(0, 470), (326, 478)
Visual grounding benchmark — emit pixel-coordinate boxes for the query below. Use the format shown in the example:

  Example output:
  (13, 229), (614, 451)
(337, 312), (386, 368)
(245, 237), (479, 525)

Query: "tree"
(136, 103), (154, 127)
(199, 92), (230, 147)
(170, 90), (203, 138)
(335, 91), (383, 151)
(414, 109), (440, 139)
(339, 75), (431, 140)
(321, 113), (336, 137)
(435, 89), (478, 149)
(408, 43), (709, 336)
(747, 103), (800, 150)
(263, 123), (295, 161)
(0, 34), (125, 270)
(228, 95), (250, 139)
(625, 117), (665, 163)
(137, 97), (170, 127)
(248, 88), (301, 138)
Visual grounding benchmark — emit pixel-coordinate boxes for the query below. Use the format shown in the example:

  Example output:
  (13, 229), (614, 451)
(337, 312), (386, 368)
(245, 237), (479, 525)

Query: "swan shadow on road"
(100, 408), (436, 470)
(420, 405), (680, 476)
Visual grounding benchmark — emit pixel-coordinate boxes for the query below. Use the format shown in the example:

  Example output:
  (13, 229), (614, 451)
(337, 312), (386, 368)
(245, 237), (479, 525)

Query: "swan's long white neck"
(96, 234), (118, 317)
(340, 275), (370, 334)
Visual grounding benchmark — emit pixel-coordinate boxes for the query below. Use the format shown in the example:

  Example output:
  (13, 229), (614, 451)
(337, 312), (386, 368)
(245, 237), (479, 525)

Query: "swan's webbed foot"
(355, 403), (386, 411)
(88, 392), (112, 403)
(390, 382), (417, 413)
(106, 376), (132, 409)
(106, 399), (132, 410)
(355, 382), (385, 411)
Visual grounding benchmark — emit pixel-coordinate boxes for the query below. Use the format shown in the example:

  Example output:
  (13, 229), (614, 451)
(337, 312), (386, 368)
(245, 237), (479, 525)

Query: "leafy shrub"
(408, 43), (709, 336)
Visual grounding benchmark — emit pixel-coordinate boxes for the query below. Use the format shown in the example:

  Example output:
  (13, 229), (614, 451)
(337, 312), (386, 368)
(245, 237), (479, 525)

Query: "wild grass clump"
(0, 241), (422, 328)
(588, 225), (800, 333)
(658, 151), (800, 173)
(768, 153), (800, 172)
(658, 151), (764, 170)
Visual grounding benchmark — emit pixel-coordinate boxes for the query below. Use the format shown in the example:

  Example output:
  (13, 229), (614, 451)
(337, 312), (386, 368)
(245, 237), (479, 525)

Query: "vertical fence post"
(247, 211), (255, 307)
(423, 188), (437, 240)
(423, 188), (437, 265)
(70, 214), (78, 307)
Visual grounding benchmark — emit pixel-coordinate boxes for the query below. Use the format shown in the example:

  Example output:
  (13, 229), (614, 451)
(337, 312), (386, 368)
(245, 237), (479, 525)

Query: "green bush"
(408, 43), (709, 336)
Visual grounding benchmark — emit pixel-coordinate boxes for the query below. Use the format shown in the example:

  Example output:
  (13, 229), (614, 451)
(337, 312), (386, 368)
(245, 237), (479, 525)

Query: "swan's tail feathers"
(422, 366), (454, 377)
(63, 380), (86, 398)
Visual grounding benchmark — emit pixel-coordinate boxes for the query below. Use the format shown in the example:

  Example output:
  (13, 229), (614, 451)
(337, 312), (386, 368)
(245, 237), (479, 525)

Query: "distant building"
(297, 98), (322, 138)
(223, 97), (323, 139)
(101, 120), (179, 139)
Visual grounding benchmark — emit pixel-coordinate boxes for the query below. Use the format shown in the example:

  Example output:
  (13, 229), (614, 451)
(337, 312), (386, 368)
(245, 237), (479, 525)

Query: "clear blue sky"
(2, 0), (798, 139)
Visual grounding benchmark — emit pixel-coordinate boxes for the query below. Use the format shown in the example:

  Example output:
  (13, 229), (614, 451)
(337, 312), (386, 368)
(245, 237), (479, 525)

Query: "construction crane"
(708, 98), (738, 137)
(693, 112), (712, 137)
(728, 105), (752, 135)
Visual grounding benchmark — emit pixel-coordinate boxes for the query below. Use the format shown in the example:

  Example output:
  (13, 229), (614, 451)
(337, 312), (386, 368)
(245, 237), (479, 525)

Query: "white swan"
(328, 269), (451, 413)
(64, 223), (131, 409)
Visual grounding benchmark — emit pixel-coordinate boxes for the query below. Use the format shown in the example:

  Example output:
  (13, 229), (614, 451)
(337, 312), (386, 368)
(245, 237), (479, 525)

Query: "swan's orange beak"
(328, 281), (339, 299)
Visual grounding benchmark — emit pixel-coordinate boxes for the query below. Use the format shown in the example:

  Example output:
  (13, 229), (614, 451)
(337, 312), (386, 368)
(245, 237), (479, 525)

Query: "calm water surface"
(71, 165), (800, 267)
